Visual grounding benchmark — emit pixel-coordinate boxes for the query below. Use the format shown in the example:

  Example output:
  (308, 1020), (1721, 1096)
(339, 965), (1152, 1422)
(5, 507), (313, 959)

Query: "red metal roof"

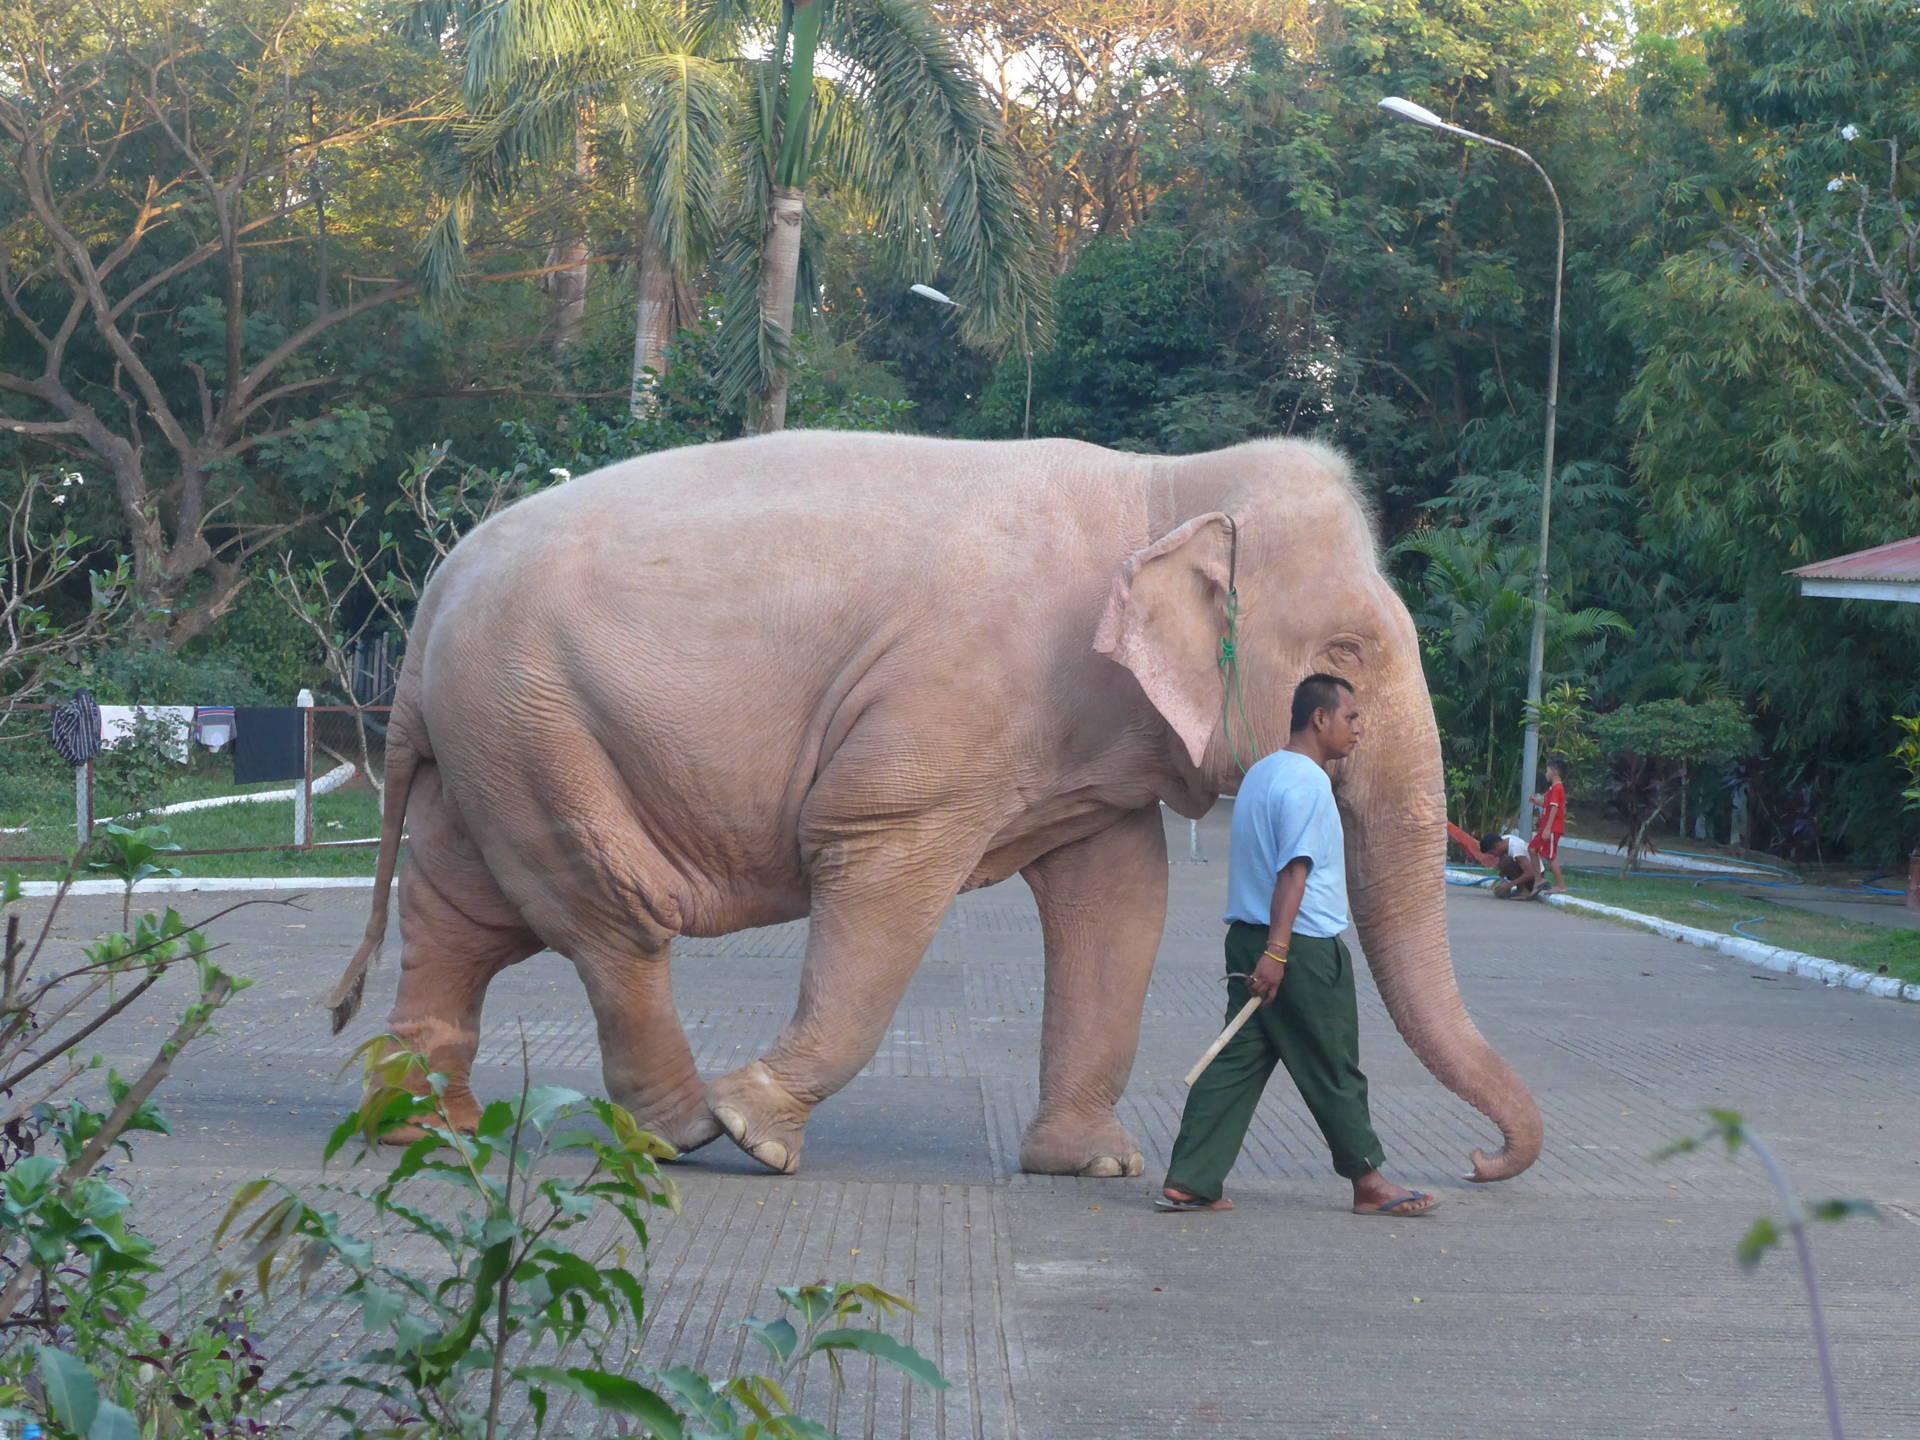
(1789, 535), (1920, 584)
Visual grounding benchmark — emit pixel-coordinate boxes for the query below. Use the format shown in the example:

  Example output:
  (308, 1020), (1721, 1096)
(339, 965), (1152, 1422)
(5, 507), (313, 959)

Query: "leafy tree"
(966, 227), (1226, 449)
(1593, 697), (1755, 868)
(407, 0), (1050, 431)
(1394, 527), (1628, 833)
(1526, 681), (1599, 770)
(0, 0), (585, 645)
(944, 0), (1313, 262)
(1614, 0), (1920, 859)
(0, 472), (128, 727)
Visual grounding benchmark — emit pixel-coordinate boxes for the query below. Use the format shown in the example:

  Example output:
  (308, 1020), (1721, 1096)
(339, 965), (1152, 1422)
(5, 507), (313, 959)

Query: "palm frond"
(416, 182), (479, 307)
(455, 57), (604, 184)
(709, 64), (789, 408)
(826, 0), (1051, 350)
(686, 0), (778, 48)
(711, 219), (793, 410)
(630, 53), (737, 278)
(455, 0), (679, 99)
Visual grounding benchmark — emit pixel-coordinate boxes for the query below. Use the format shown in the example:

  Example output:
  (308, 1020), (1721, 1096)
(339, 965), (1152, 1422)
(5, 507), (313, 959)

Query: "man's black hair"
(1290, 673), (1356, 734)
(1478, 832), (1503, 857)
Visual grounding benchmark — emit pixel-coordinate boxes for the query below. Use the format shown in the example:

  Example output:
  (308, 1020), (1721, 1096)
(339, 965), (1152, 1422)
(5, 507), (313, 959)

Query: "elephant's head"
(1094, 440), (1541, 1182)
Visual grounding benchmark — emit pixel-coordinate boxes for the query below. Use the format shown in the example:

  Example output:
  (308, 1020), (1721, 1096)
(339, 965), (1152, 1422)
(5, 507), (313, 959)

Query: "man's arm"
(1248, 858), (1310, 1007)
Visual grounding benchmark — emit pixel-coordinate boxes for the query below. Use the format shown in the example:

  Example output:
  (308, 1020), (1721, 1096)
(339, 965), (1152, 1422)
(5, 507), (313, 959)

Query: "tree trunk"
(750, 0), (823, 434)
(630, 222), (677, 415)
(547, 122), (593, 355)
(750, 187), (807, 434)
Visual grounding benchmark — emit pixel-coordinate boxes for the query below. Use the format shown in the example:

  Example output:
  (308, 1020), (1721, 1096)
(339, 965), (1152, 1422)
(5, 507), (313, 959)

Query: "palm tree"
(409, 0), (1049, 424)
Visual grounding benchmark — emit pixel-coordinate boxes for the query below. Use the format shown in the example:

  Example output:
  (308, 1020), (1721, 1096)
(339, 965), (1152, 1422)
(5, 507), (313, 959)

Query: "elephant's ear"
(1094, 512), (1234, 767)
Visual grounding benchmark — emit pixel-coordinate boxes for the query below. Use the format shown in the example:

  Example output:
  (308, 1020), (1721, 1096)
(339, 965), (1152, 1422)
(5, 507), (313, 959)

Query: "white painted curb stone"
(1444, 865), (1920, 1004)
(1556, 835), (1774, 876)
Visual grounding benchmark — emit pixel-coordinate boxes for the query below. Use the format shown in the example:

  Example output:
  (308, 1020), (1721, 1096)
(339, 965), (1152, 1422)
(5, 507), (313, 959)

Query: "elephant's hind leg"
(707, 826), (975, 1175)
(465, 733), (722, 1157)
(1016, 805), (1166, 1177)
(574, 935), (722, 1157)
(384, 771), (541, 1138)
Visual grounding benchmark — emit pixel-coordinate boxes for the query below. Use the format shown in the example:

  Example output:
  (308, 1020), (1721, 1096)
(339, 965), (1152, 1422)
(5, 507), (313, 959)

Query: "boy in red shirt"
(1531, 760), (1567, 891)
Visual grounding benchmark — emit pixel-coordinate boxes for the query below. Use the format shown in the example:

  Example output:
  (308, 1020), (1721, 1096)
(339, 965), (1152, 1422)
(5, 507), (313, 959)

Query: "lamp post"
(909, 284), (1032, 440)
(1379, 96), (1564, 830)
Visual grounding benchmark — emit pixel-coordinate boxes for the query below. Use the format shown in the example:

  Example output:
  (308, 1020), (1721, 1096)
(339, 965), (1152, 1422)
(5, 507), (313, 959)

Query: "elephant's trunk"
(1341, 664), (1542, 1183)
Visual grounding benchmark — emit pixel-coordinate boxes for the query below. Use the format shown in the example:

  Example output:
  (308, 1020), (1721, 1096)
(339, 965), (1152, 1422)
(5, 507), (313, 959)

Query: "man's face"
(1318, 690), (1363, 759)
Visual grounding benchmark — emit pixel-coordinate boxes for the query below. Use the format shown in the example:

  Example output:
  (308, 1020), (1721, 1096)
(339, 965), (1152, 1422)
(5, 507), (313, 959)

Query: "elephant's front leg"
(707, 825), (976, 1175)
(1018, 804), (1167, 1177)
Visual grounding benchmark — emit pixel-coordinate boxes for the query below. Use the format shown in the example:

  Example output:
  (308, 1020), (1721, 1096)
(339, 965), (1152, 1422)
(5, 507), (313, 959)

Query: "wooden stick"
(1183, 996), (1261, 1087)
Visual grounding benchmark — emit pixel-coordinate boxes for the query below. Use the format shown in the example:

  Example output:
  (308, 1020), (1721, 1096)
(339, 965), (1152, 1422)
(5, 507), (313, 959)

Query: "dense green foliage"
(6, 0), (1920, 860)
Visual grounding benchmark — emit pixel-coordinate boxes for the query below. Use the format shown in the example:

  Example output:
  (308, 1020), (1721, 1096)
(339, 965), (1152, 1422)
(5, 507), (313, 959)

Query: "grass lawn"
(4, 787), (383, 880)
(1550, 871), (1920, 988)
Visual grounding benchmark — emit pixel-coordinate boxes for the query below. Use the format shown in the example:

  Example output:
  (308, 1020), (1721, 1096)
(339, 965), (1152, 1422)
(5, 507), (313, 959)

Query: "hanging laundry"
(98, 705), (193, 763)
(193, 705), (236, 752)
(48, 689), (102, 766)
(232, 707), (306, 783)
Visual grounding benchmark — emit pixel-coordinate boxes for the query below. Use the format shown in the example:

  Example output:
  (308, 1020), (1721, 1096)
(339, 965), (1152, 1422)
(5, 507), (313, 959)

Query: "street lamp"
(909, 285), (1033, 440)
(1379, 96), (1565, 831)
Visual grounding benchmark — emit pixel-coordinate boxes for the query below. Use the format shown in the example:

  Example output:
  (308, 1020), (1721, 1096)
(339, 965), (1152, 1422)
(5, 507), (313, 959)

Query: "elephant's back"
(410, 431), (1143, 849)
(424, 431), (1137, 662)
(497, 430), (1128, 563)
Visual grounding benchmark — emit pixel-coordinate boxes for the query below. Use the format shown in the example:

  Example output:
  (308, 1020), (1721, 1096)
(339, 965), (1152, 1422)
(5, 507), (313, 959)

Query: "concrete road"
(18, 805), (1920, 1437)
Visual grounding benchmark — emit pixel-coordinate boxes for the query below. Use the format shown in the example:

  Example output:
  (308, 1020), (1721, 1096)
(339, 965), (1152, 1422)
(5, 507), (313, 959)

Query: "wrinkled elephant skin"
(327, 433), (1541, 1183)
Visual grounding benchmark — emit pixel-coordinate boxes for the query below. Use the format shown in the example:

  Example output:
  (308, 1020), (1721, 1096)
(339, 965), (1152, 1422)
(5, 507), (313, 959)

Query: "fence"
(348, 633), (400, 706)
(1, 700), (391, 865)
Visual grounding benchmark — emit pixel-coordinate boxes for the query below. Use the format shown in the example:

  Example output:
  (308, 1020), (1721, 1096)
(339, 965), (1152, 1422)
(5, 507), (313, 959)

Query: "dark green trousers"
(1164, 923), (1385, 1201)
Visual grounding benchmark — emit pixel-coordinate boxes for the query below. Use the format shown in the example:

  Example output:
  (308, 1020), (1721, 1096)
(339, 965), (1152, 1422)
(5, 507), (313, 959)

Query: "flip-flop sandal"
(1354, 1192), (1436, 1217)
(1155, 1195), (1231, 1213)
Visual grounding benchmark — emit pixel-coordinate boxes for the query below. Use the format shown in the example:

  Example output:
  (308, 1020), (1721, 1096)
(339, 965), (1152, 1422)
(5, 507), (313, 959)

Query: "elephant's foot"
(376, 1079), (482, 1148)
(1019, 1111), (1145, 1178)
(631, 1093), (725, 1159)
(707, 1062), (812, 1175)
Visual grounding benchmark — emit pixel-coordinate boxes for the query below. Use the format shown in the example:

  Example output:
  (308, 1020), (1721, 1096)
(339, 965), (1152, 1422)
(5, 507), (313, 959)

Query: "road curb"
(11, 875), (375, 898)
(1527, 881), (1920, 1004)
(1556, 836), (1775, 876)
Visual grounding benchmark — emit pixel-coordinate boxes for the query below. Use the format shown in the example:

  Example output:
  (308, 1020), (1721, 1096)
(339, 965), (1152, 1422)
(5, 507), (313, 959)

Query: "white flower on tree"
(1841, 123), (1860, 142)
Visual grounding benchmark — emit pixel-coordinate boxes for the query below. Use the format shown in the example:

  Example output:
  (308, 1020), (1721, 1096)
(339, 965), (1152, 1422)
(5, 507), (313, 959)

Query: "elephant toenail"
(713, 1104), (746, 1142)
(1080, 1155), (1125, 1178)
(751, 1139), (792, 1173)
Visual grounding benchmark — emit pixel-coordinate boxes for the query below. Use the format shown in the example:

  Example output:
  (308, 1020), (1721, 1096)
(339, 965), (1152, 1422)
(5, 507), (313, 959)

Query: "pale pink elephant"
(326, 432), (1541, 1182)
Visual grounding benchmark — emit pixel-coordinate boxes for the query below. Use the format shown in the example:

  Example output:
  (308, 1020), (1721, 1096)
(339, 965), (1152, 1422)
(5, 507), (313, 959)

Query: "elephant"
(325, 431), (1542, 1183)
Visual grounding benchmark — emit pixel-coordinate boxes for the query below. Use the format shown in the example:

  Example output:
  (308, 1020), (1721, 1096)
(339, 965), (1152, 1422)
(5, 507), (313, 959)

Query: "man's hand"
(1248, 953), (1288, 1007)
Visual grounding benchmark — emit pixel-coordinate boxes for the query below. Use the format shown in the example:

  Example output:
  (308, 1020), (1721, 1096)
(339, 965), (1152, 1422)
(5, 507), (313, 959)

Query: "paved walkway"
(21, 807), (1920, 1437)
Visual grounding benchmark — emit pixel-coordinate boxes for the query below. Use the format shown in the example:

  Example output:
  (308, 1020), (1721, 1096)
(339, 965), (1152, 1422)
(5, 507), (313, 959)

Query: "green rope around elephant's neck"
(1218, 520), (1262, 776)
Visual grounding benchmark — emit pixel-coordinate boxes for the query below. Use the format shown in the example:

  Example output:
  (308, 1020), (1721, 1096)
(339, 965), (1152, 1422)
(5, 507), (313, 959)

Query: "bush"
(69, 640), (275, 708)
(93, 710), (188, 823)
(0, 845), (948, 1439)
(189, 583), (327, 705)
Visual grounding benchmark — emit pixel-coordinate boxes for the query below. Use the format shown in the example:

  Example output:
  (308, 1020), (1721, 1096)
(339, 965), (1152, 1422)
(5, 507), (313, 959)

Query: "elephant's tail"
(325, 709), (422, 1033)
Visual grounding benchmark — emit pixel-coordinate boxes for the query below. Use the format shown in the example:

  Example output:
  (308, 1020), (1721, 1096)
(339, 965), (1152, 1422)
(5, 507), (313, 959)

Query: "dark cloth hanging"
(49, 689), (102, 766)
(232, 707), (306, 783)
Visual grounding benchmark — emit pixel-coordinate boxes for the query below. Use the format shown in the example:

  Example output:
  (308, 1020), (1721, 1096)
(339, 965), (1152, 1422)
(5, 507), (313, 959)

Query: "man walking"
(1158, 674), (1436, 1217)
